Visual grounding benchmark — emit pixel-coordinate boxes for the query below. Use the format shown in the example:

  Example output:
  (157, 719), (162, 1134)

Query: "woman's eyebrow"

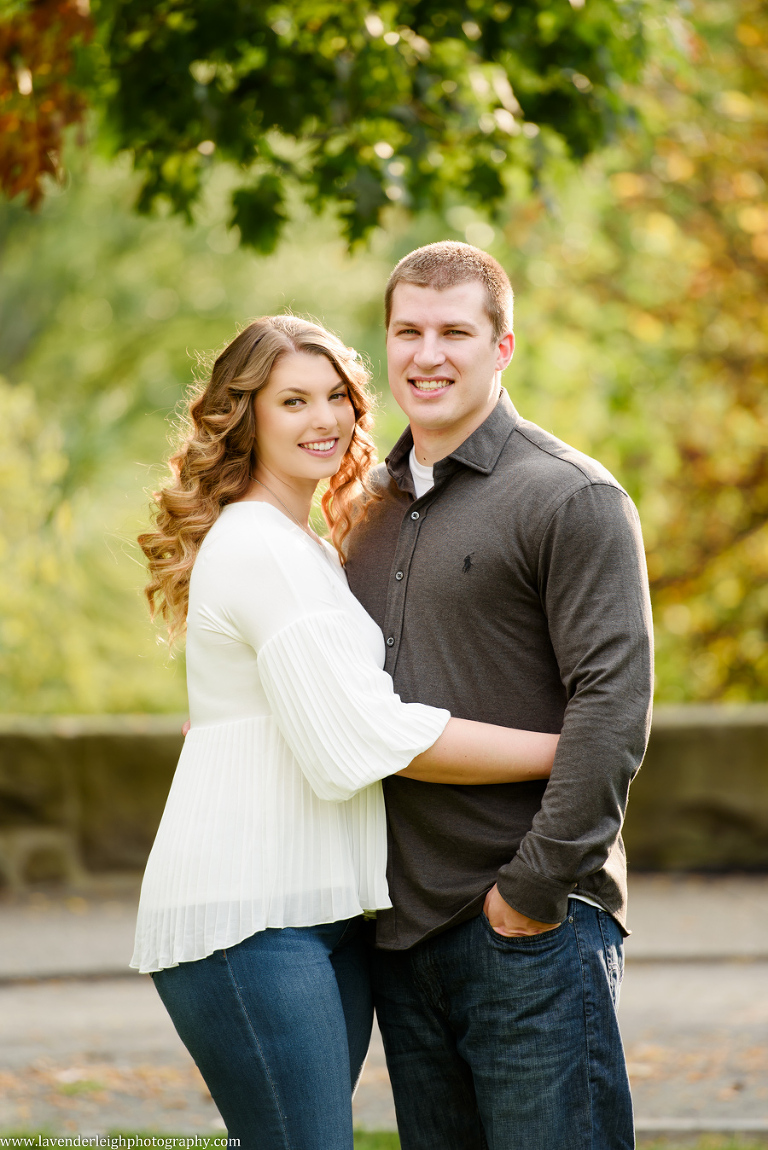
(274, 382), (345, 396)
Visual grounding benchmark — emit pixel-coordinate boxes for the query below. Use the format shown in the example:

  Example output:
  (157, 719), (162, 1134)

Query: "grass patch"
(352, 1134), (768, 1150)
(354, 1135), (400, 1150)
(56, 1080), (107, 1097)
(638, 1139), (768, 1149)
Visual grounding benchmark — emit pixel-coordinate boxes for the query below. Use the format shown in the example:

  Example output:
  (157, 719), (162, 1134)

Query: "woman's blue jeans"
(152, 916), (372, 1150)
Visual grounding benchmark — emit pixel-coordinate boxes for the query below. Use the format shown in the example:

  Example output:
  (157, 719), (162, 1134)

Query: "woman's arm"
(398, 717), (558, 785)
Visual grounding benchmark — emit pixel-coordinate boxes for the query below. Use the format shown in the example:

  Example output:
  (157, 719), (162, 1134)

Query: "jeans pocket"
(479, 911), (568, 949)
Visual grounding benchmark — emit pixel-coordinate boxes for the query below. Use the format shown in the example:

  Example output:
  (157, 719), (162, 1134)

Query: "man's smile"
(409, 377), (454, 395)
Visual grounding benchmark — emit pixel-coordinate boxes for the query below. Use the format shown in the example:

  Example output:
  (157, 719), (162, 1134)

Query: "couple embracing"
(132, 242), (653, 1150)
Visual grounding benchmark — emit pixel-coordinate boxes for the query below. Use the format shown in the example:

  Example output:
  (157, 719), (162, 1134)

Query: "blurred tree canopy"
(501, 0), (768, 700)
(615, 0), (768, 699)
(1, 0), (768, 712)
(0, 0), (91, 207)
(0, 153), (407, 713)
(2, 0), (652, 246)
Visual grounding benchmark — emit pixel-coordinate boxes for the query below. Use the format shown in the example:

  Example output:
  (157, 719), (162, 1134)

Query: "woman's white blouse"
(131, 502), (449, 973)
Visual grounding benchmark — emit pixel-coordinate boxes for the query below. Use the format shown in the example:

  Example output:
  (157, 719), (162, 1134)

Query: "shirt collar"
(385, 388), (520, 492)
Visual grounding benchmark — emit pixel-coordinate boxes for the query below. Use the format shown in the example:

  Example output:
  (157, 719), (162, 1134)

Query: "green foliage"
(491, 0), (768, 701)
(86, 0), (653, 247)
(0, 371), (186, 712)
(2, 0), (768, 711)
(0, 148), (405, 713)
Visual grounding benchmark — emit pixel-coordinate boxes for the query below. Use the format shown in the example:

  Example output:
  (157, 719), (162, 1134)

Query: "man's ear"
(496, 332), (515, 372)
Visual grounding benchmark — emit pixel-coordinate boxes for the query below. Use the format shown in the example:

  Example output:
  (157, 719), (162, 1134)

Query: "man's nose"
(413, 334), (445, 369)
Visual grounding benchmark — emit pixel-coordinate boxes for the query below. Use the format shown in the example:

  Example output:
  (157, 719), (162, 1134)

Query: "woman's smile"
(298, 437), (340, 457)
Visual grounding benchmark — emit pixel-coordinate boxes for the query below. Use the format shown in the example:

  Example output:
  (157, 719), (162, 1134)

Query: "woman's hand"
(398, 717), (559, 785)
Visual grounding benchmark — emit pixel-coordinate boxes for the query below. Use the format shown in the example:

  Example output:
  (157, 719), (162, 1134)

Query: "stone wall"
(623, 704), (768, 870)
(0, 706), (767, 880)
(0, 715), (185, 875)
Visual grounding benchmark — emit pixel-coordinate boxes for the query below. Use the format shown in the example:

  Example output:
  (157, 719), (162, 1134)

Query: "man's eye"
(398, 328), (419, 336)
(447, 329), (469, 336)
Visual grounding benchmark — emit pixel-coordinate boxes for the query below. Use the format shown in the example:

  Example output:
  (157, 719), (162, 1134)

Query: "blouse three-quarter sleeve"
(257, 610), (450, 801)
(215, 515), (450, 802)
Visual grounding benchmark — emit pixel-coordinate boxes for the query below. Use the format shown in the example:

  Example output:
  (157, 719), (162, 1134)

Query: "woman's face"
(253, 351), (356, 486)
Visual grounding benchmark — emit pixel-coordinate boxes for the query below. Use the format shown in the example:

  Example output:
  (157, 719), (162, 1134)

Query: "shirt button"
(395, 571), (404, 581)
(411, 510), (420, 520)
(386, 637), (395, 646)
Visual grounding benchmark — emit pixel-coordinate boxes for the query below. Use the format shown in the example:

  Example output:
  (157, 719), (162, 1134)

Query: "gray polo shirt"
(344, 389), (653, 950)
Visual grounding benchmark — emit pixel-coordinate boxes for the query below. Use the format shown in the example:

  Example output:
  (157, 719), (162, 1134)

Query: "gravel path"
(1, 875), (767, 1136)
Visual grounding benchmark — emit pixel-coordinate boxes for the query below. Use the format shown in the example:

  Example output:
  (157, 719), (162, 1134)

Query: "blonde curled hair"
(139, 315), (379, 643)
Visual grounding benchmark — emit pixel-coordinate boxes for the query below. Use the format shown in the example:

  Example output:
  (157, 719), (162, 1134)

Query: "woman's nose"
(311, 400), (337, 429)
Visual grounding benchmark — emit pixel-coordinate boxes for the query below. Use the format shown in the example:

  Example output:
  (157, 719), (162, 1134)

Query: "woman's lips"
(298, 438), (339, 457)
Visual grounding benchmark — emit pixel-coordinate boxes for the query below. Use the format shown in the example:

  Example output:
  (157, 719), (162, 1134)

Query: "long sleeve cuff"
(496, 854), (577, 925)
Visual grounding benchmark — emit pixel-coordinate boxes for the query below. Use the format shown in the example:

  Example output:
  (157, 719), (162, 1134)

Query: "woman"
(132, 315), (559, 1149)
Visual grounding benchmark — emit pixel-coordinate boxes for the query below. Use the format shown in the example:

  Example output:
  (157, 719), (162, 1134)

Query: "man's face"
(386, 280), (514, 435)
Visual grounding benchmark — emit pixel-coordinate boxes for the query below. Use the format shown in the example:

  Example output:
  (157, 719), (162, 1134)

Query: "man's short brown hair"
(384, 241), (514, 342)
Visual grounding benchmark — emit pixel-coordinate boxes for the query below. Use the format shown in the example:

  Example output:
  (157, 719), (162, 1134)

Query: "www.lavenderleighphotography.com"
(2, 2), (768, 1149)
(0, 1139), (234, 1148)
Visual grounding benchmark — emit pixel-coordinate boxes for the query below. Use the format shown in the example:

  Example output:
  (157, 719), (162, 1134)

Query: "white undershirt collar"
(409, 446), (435, 500)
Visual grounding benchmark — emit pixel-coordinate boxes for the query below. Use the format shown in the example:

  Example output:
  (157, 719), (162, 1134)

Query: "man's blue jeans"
(152, 916), (371, 1149)
(373, 899), (632, 1150)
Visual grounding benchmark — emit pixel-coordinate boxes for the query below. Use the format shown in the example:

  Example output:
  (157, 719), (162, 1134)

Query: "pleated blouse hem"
(131, 895), (391, 974)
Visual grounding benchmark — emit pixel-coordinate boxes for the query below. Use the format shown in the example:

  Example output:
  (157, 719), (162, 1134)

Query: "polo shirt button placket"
(385, 506), (422, 668)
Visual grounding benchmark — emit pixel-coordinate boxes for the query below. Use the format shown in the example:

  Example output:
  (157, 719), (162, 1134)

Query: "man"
(344, 241), (653, 1150)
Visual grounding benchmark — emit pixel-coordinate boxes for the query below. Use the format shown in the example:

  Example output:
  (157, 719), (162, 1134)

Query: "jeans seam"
(419, 944), (450, 1016)
(571, 911), (596, 1150)
(221, 948), (292, 1149)
(597, 912), (623, 1002)
(332, 916), (357, 952)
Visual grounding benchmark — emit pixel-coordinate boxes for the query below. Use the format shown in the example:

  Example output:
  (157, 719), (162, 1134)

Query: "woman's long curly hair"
(139, 315), (380, 644)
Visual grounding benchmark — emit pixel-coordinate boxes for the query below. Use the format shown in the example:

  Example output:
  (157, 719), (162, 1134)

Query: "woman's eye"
(283, 398), (304, 407)
(331, 391), (348, 401)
